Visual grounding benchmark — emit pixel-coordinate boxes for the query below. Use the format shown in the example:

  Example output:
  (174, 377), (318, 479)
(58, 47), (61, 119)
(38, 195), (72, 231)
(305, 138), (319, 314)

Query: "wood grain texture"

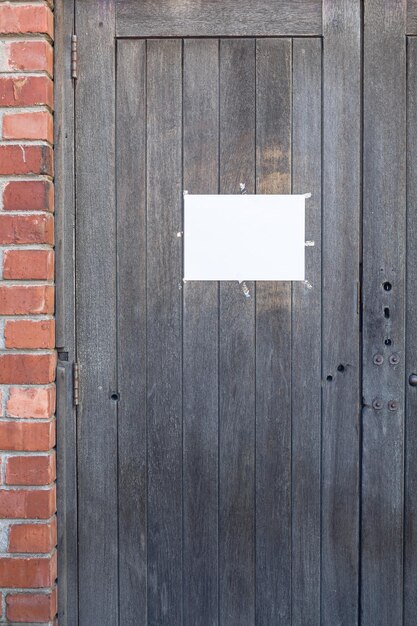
(407, 0), (417, 34)
(322, 2), (361, 624)
(405, 36), (417, 626)
(362, 2), (406, 624)
(183, 38), (219, 626)
(54, 0), (75, 358)
(291, 37), (322, 626)
(255, 37), (292, 626)
(219, 38), (256, 626)
(56, 361), (78, 626)
(116, 0), (322, 37)
(75, 2), (118, 624)
(54, 2), (77, 624)
(116, 39), (147, 626)
(146, 39), (183, 626)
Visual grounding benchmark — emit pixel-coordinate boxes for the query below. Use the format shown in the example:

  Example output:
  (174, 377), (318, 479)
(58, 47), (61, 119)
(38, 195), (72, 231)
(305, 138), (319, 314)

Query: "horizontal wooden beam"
(116, 0), (322, 38)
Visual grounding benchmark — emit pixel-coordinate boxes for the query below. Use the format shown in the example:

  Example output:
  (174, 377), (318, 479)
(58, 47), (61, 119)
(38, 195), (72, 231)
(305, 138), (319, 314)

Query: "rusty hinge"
(73, 362), (80, 406)
(71, 34), (77, 80)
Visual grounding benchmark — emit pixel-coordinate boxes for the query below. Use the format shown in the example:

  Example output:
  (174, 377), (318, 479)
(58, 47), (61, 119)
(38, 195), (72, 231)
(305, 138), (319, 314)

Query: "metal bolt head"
(389, 354), (400, 365)
(373, 354), (384, 366)
(409, 373), (417, 387)
(388, 400), (399, 411)
(372, 398), (383, 410)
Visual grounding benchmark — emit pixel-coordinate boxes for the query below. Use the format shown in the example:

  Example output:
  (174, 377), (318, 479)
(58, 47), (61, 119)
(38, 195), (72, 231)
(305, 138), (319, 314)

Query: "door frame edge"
(54, 0), (78, 624)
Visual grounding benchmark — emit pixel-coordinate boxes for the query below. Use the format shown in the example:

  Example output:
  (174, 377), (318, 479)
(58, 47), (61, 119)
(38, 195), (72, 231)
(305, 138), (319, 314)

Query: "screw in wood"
(372, 399), (383, 410)
(388, 400), (399, 411)
(389, 354), (400, 365)
(373, 354), (384, 366)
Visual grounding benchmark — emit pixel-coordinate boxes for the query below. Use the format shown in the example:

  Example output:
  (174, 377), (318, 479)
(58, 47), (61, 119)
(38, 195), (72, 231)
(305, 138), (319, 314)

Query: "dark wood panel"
(362, 2), (406, 624)
(255, 37), (292, 626)
(116, 39), (147, 626)
(116, 0), (322, 37)
(322, 2), (361, 624)
(75, 2), (118, 624)
(219, 38), (256, 626)
(183, 38), (219, 626)
(405, 35), (417, 626)
(291, 37), (322, 626)
(146, 39), (183, 626)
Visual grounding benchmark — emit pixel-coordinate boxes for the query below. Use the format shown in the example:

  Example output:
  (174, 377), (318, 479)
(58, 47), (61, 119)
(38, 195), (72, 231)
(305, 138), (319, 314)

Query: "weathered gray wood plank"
(255, 37), (292, 626)
(56, 361), (78, 626)
(407, 0), (417, 34)
(55, 0), (75, 359)
(75, 2), (118, 624)
(116, 39), (147, 626)
(322, 2), (361, 624)
(405, 36), (417, 626)
(116, 0), (322, 37)
(362, 2), (406, 624)
(291, 37), (322, 626)
(54, 2), (77, 624)
(219, 38), (256, 626)
(146, 38), (183, 626)
(183, 38), (219, 626)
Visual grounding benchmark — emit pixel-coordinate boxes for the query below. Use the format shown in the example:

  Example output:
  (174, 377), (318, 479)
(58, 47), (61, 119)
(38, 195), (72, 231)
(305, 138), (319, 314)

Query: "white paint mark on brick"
(0, 521), (10, 552)
(19, 143), (27, 163)
(0, 318), (5, 348)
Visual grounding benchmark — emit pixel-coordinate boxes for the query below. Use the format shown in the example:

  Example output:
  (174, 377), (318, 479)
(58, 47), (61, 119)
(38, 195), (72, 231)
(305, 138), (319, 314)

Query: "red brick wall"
(0, 1), (56, 623)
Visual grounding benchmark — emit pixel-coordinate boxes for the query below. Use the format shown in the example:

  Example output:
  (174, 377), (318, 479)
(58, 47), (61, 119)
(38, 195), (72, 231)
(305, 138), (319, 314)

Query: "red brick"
(9, 518), (57, 553)
(3, 250), (54, 280)
(3, 180), (54, 212)
(5, 40), (53, 75)
(6, 588), (57, 621)
(0, 353), (56, 384)
(7, 386), (55, 419)
(0, 5), (53, 38)
(0, 214), (54, 245)
(0, 75), (53, 107)
(0, 285), (54, 315)
(0, 554), (55, 588)
(0, 486), (55, 519)
(0, 421), (55, 452)
(0, 145), (53, 176)
(5, 320), (55, 350)
(3, 110), (53, 143)
(5, 453), (56, 485)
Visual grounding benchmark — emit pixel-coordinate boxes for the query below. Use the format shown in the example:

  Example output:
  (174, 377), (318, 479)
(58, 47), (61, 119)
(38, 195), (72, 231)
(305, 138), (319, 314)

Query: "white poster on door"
(183, 193), (308, 281)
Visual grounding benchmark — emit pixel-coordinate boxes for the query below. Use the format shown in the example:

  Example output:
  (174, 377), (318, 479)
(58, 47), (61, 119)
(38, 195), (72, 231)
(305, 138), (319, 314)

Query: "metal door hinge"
(73, 362), (80, 406)
(71, 34), (77, 80)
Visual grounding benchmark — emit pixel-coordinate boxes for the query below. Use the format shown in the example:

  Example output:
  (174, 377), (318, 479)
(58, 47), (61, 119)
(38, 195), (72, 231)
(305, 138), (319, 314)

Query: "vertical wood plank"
(219, 38), (256, 626)
(75, 2), (118, 624)
(116, 40), (147, 626)
(146, 39), (183, 626)
(55, 1), (77, 623)
(254, 37), (292, 626)
(183, 39), (219, 626)
(56, 361), (78, 626)
(362, 2), (406, 624)
(291, 37), (322, 626)
(405, 36), (417, 626)
(322, 2), (361, 624)
(55, 0), (75, 359)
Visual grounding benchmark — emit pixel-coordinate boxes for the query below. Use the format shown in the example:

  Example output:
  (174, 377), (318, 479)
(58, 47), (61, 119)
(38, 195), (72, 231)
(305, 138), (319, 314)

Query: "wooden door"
(68, 1), (414, 624)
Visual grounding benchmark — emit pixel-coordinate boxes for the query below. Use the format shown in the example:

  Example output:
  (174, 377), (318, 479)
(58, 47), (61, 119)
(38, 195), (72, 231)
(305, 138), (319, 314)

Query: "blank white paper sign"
(184, 194), (306, 281)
